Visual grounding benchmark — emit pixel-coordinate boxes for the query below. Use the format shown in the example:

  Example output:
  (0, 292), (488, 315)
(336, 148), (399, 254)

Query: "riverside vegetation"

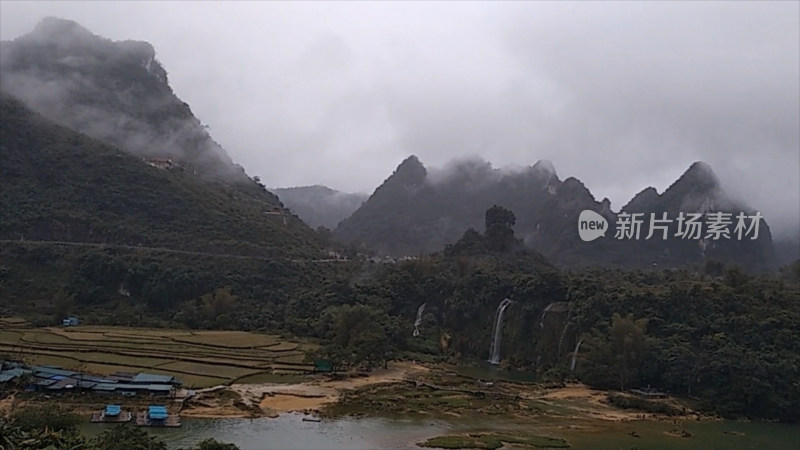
(2, 204), (798, 423)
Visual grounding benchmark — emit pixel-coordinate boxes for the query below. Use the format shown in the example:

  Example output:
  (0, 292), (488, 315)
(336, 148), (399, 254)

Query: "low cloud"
(0, 2), (797, 239)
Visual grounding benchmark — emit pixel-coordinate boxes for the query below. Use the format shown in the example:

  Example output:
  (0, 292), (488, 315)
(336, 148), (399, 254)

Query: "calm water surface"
(81, 413), (800, 450)
(82, 413), (463, 449)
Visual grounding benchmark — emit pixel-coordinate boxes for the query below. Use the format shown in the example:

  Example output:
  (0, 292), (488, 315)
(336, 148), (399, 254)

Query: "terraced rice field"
(0, 324), (316, 388)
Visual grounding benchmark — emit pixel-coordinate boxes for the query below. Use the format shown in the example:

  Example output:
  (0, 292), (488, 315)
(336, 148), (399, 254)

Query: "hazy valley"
(0, 13), (798, 450)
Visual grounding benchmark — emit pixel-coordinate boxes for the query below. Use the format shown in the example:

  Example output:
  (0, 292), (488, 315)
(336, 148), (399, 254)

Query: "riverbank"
(10, 361), (798, 449)
(4, 361), (703, 425)
(181, 361), (429, 418)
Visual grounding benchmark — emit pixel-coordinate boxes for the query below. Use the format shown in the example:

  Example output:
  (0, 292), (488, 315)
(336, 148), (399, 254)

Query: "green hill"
(0, 93), (322, 258)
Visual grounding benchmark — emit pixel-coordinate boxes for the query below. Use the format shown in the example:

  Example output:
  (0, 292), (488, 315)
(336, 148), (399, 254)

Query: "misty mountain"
(0, 17), (244, 180)
(272, 186), (367, 230)
(335, 156), (775, 271)
(0, 93), (323, 258)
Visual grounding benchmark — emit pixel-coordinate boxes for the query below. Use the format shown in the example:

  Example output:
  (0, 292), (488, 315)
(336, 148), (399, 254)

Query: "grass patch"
(66, 352), (170, 368)
(607, 393), (684, 416)
(417, 395), (471, 408)
(0, 325), (310, 388)
(274, 353), (307, 364)
(263, 342), (299, 351)
(173, 331), (279, 348)
(156, 361), (258, 379)
(271, 363), (314, 372)
(0, 317), (29, 326)
(272, 368), (311, 375)
(0, 330), (25, 344)
(419, 433), (569, 449)
(19, 353), (81, 369)
(20, 330), (73, 344)
(235, 371), (311, 384)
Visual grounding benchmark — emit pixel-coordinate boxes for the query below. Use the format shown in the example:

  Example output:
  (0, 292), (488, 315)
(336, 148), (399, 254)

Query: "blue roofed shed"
(148, 405), (168, 420)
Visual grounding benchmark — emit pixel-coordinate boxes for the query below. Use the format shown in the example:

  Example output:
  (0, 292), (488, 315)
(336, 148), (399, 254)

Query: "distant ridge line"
(0, 240), (348, 264)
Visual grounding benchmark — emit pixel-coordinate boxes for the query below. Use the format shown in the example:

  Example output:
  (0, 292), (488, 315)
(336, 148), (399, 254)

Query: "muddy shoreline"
(3, 361), (710, 426)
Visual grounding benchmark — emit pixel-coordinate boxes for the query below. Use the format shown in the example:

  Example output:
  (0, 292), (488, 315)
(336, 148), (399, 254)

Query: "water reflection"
(80, 410), (800, 450)
(82, 413), (461, 450)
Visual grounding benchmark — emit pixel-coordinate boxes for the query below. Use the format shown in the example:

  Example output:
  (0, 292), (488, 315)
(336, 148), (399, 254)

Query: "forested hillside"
(335, 156), (775, 271)
(3, 205), (796, 422)
(0, 94), (323, 258)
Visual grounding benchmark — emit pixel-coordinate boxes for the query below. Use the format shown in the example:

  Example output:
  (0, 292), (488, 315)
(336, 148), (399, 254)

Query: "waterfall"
(556, 310), (573, 355)
(488, 298), (512, 365)
(412, 303), (426, 337)
(570, 339), (583, 372)
(539, 303), (555, 328)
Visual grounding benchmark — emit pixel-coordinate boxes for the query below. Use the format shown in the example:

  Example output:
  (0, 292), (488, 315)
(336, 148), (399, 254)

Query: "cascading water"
(488, 298), (512, 365)
(539, 303), (554, 328)
(412, 303), (426, 337)
(570, 339), (583, 372)
(556, 310), (573, 355)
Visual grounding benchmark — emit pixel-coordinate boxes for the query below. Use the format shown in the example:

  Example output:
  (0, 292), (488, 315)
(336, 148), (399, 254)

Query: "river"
(81, 412), (800, 450)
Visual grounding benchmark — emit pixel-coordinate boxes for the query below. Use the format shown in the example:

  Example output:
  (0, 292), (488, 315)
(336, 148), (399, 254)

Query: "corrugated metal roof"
(93, 383), (173, 392)
(31, 366), (78, 377)
(132, 373), (176, 384)
(0, 373), (16, 382)
(0, 368), (29, 379)
(148, 405), (168, 419)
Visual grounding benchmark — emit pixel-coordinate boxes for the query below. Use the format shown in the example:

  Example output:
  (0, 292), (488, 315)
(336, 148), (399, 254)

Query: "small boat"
(135, 405), (181, 427)
(302, 416), (322, 422)
(91, 405), (132, 423)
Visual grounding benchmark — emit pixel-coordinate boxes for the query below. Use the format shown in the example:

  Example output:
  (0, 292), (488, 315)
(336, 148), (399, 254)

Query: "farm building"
(62, 316), (80, 326)
(0, 367), (30, 384)
(144, 158), (175, 170)
(93, 383), (174, 396)
(7, 364), (183, 396)
(313, 359), (333, 373)
(131, 373), (181, 386)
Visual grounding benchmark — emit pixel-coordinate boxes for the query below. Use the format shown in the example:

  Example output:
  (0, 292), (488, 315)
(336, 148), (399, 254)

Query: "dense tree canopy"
(2, 207), (798, 422)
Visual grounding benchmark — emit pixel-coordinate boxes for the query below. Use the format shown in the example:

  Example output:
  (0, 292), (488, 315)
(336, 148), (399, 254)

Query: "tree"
(608, 313), (649, 391)
(579, 313), (649, 391)
(0, 417), (88, 450)
(318, 304), (393, 370)
(92, 424), (167, 450)
(10, 405), (80, 433)
(484, 205), (518, 251)
(188, 438), (241, 450)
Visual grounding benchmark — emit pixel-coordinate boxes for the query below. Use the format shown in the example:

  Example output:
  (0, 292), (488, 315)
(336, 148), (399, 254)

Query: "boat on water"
(90, 404), (132, 423)
(135, 405), (181, 427)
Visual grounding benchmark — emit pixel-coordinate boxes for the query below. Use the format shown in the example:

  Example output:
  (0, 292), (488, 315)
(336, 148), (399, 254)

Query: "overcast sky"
(1, 1), (798, 239)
